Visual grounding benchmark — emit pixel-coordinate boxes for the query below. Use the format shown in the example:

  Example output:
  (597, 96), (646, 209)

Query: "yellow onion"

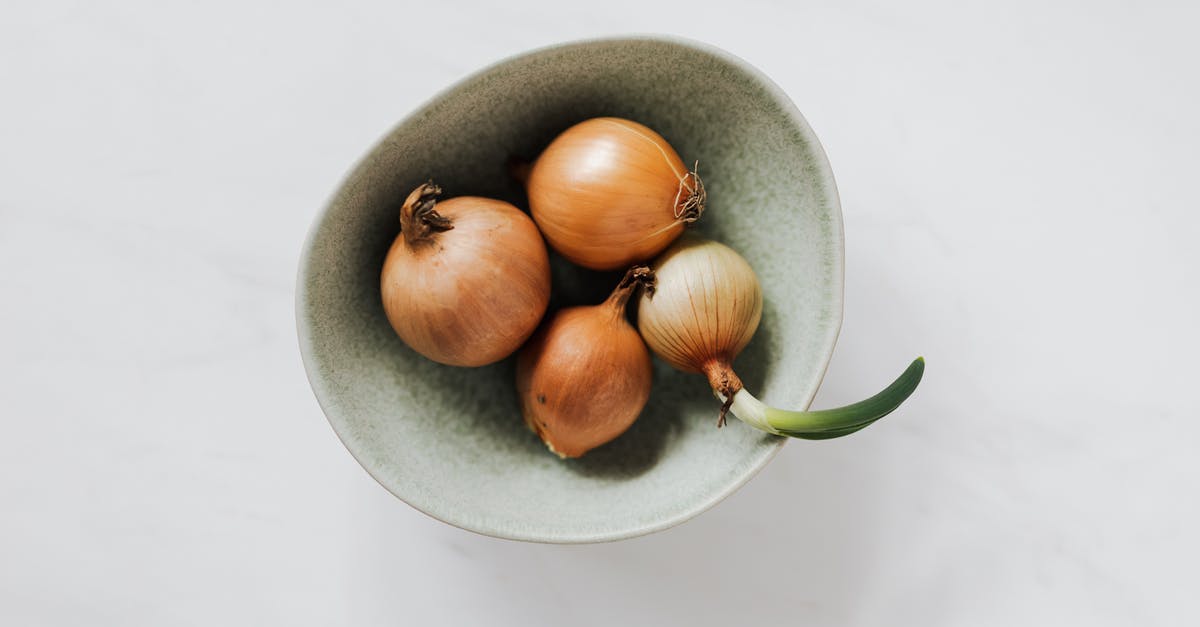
(638, 236), (924, 439)
(381, 182), (550, 367)
(516, 266), (655, 458)
(521, 117), (704, 271)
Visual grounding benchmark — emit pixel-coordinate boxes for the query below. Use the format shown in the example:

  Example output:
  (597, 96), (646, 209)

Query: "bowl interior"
(297, 37), (843, 543)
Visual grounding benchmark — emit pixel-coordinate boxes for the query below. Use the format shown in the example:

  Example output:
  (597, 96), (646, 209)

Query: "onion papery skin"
(516, 269), (654, 458)
(381, 186), (551, 367)
(639, 236), (925, 438)
(636, 236), (762, 378)
(526, 117), (704, 271)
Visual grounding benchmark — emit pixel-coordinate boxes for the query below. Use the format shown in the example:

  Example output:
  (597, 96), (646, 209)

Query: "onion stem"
(716, 357), (925, 440)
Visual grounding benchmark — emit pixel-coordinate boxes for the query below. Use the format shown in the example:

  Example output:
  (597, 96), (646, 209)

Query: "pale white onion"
(638, 235), (924, 438)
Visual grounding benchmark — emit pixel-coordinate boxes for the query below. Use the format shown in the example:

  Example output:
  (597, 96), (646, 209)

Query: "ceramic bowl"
(297, 36), (843, 543)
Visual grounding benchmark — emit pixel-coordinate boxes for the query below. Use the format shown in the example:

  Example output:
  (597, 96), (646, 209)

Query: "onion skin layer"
(526, 117), (704, 271)
(381, 185), (550, 367)
(516, 268), (654, 458)
(637, 236), (763, 377)
(640, 235), (924, 437)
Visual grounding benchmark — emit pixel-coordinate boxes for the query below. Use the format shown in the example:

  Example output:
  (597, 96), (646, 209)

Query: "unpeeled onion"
(381, 182), (551, 367)
(521, 117), (705, 271)
(516, 266), (655, 458)
(639, 236), (924, 439)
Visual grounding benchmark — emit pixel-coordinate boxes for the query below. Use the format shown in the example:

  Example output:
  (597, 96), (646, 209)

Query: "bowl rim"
(295, 34), (845, 543)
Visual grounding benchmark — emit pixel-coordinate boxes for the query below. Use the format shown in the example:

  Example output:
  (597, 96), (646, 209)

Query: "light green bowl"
(297, 36), (843, 543)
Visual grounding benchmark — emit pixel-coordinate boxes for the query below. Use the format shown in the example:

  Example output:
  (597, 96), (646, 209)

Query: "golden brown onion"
(381, 182), (550, 367)
(516, 267), (655, 457)
(523, 117), (704, 271)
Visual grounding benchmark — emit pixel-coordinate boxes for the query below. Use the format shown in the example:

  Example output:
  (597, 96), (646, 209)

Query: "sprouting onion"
(637, 235), (924, 439)
(721, 358), (924, 439)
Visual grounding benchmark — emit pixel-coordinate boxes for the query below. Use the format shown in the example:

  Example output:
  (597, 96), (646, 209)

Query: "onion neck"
(714, 388), (776, 433)
(603, 265), (655, 319)
(702, 360), (743, 427)
(399, 181), (454, 246)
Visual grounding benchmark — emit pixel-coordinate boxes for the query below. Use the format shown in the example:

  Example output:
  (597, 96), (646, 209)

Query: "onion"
(516, 266), (655, 458)
(638, 236), (924, 438)
(380, 182), (550, 367)
(520, 117), (705, 271)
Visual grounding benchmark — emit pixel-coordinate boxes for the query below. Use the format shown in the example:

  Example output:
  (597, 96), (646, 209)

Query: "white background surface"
(3, 1), (1198, 625)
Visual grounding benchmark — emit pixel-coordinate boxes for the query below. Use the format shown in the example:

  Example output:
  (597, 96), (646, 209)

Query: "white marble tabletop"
(3, 1), (1197, 625)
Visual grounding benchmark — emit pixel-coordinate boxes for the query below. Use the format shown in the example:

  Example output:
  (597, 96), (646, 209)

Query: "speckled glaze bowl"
(297, 36), (843, 543)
